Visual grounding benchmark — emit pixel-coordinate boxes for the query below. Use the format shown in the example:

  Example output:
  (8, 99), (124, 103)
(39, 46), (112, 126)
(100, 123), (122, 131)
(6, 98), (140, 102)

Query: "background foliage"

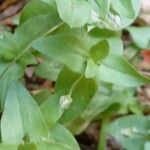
(0, 0), (150, 150)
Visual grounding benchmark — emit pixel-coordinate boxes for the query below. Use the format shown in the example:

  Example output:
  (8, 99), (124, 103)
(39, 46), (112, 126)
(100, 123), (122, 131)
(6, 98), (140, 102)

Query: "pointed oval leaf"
(56, 68), (98, 123)
(55, 0), (93, 28)
(109, 115), (150, 150)
(1, 81), (48, 144)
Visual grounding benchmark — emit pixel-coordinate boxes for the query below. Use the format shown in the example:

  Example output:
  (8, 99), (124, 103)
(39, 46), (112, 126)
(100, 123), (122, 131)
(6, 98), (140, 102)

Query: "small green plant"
(0, 0), (150, 150)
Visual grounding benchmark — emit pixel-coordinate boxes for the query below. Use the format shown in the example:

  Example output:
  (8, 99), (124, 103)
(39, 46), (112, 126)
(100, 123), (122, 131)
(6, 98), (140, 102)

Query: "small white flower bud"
(59, 95), (73, 110)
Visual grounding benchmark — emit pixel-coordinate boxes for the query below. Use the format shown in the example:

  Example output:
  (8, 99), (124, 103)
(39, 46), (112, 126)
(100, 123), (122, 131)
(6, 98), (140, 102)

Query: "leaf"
(0, 124), (80, 150)
(41, 0), (56, 8)
(65, 118), (89, 135)
(0, 143), (71, 150)
(0, 13), (62, 106)
(35, 60), (62, 81)
(15, 14), (61, 51)
(97, 38), (150, 87)
(81, 89), (124, 120)
(0, 143), (72, 150)
(56, 68), (98, 123)
(50, 124), (80, 150)
(33, 89), (51, 105)
(89, 27), (119, 38)
(0, 12), (62, 107)
(55, 0), (93, 28)
(109, 115), (150, 150)
(0, 62), (9, 76)
(96, 0), (111, 19)
(32, 32), (88, 73)
(85, 59), (98, 78)
(55, 0), (141, 29)
(111, 0), (134, 18)
(127, 27), (150, 49)
(98, 55), (150, 87)
(0, 32), (18, 61)
(18, 143), (36, 150)
(55, 67), (80, 92)
(0, 145), (18, 150)
(144, 142), (150, 150)
(0, 13), (60, 62)
(0, 14), (61, 61)
(81, 91), (111, 121)
(90, 39), (110, 63)
(20, 0), (56, 24)
(37, 143), (71, 150)
(1, 81), (48, 144)
(109, 0), (141, 29)
(95, 0), (141, 30)
(0, 63), (23, 108)
(40, 91), (64, 127)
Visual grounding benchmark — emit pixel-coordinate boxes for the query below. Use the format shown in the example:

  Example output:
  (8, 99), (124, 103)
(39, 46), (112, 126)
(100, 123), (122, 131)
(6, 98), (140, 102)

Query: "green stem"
(68, 75), (83, 96)
(98, 117), (110, 150)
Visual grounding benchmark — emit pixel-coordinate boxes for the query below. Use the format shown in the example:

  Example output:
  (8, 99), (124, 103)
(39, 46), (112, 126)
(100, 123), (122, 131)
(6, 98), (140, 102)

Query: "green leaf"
(55, 0), (141, 29)
(0, 14), (60, 62)
(0, 14), (61, 66)
(35, 60), (62, 81)
(97, 0), (111, 19)
(50, 124), (80, 150)
(0, 63), (23, 108)
(32, 32), (88, 73)
(96, 0), (141, 30)
(0, 145), (18, 150)
(85, 59), (98, 78)
(36, 143), (71, 150)
(56, 68), (98, 123)
(0, 13), (62, 106)
(144, 142), (150, 150)
(90, 39), (110, 63)
(110, 0), (141, 29)
(81, 85), (142, 121)
(41, 0), (56, 8)
(1, 81), (48, 144)
(0, 126), (80, 150)
(98, 55), (150, 87)
(109, 115), (150, 150)
(89, 27), (119, 38)
(55, 67), (80, 92)
(111, 0), (134, 18)
(33, 89), (51, 105)
(81, 91), (111, 121)
(18, 143), (36, 150)
(55, 0), (93, 28)
(0, 32), (19, 61)
(65, 118), (89, 135)
(20, 0), (56, 24)
(15, 14), (60, 51)
(97, 38), (150, 87)
(40, 91), (64, 127)
(0, 143), (72, 150)
(127, 27), (150, 49)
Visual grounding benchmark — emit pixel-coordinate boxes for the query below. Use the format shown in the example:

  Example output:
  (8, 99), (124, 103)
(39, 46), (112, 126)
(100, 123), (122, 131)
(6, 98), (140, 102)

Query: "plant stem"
(98, 117), (110, 150)
(68, 75), (83, 96)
